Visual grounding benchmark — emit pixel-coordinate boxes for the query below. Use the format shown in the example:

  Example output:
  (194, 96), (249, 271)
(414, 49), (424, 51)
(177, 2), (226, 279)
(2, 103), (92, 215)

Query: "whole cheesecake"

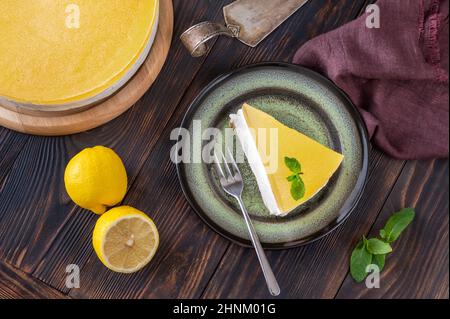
(0, 0), (159, 111)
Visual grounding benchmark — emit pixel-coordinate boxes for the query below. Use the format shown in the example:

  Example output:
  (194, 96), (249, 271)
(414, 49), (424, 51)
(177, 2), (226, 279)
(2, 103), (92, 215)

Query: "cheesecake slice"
(230, 103), (344, 216)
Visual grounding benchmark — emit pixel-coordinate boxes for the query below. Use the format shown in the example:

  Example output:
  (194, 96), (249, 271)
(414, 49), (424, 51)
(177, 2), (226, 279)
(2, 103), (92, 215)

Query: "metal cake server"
(181, 0), (309, 57)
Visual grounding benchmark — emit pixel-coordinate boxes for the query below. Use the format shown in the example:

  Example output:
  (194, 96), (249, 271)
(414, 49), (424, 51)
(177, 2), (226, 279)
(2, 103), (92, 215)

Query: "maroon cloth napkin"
(293, 0), (449, 159)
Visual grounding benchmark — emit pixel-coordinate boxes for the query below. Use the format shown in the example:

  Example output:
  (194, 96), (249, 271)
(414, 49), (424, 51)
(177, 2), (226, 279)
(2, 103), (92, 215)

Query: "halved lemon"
(93, 206), (159, 273)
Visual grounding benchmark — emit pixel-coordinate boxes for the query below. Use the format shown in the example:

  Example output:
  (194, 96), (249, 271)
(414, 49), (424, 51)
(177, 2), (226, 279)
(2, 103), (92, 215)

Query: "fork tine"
(213, 151), (226, 180)
(226, 147), (241, 176)
(219, 148), (234, 181)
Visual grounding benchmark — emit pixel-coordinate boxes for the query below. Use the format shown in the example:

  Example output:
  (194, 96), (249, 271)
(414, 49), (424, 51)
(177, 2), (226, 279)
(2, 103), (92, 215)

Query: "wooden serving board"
(0, 0), (173, 136)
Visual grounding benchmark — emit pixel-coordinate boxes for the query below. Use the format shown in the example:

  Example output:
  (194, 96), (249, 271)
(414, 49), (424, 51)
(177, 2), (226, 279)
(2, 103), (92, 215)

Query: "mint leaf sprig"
(284, 157), (305, 200)
(350, 208), (415, 282)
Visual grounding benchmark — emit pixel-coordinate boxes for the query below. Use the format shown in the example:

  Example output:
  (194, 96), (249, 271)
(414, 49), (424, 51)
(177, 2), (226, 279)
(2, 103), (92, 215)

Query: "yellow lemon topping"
(64, 146), (127, 214)
(93, 206), (159, 273)
(0, 0), (159, 105)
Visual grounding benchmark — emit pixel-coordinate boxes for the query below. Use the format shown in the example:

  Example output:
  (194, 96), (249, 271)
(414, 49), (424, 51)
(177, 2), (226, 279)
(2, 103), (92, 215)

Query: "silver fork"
(213, 148), (281, 297)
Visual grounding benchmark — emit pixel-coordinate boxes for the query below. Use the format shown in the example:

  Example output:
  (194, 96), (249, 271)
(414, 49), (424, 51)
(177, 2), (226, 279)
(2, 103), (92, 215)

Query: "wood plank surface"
(0, 128), (28, 185)
(336, 159), (449, 299)
(0, 0), (222, 276)
(67, 0), (377, 299)
(30, 0), (227, 293)
(201, 150), (405, 299)
(0, 0), (447, 299)
(0, 261), (68, 299)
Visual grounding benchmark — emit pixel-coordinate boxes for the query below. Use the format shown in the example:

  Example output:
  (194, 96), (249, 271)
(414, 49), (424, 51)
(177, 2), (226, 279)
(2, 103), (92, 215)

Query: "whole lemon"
(64, 146), (127, 214)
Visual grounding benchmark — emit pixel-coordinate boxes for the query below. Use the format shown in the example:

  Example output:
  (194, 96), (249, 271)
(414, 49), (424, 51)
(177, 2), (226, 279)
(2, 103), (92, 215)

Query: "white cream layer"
(230, 110), (284, 216)
(230, 108), (335, 217)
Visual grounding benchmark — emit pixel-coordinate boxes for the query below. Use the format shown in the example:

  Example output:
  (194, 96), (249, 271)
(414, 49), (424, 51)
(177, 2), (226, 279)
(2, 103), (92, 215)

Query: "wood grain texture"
(0, 261), (68, 299)
(0, 0), (220, 279)
(0, 0), (447, 300)
(336, 160), (449, 299)
(65, 0), (382, 299)
(201, 150), (405, 299)
(0, 0), (173, 136)
(29, 0), (227, 293)
(0, 128), (28, 185)
(0, 136), (74, 268)
(66, 96), (230, 298)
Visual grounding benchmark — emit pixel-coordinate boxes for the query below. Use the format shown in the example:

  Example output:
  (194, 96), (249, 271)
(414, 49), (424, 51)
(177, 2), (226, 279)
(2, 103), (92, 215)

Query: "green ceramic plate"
(176, 62), (369, 249)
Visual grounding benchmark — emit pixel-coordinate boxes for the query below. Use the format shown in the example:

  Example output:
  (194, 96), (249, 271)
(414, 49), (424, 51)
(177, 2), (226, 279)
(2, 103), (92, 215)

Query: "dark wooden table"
(0, 0), (448, 299)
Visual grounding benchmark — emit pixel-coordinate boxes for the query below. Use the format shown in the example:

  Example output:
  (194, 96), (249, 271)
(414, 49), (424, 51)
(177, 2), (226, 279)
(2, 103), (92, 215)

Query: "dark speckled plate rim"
(176, 62), (370, 250)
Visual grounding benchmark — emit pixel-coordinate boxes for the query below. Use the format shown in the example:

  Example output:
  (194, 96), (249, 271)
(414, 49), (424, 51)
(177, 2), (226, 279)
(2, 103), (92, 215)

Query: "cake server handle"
(236, 196), (281, 297)
(180, 21), (239, 57)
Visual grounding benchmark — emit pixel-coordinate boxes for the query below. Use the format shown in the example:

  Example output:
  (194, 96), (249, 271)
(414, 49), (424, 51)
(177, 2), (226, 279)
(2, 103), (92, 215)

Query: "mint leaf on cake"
(285, 157), (305, 201)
